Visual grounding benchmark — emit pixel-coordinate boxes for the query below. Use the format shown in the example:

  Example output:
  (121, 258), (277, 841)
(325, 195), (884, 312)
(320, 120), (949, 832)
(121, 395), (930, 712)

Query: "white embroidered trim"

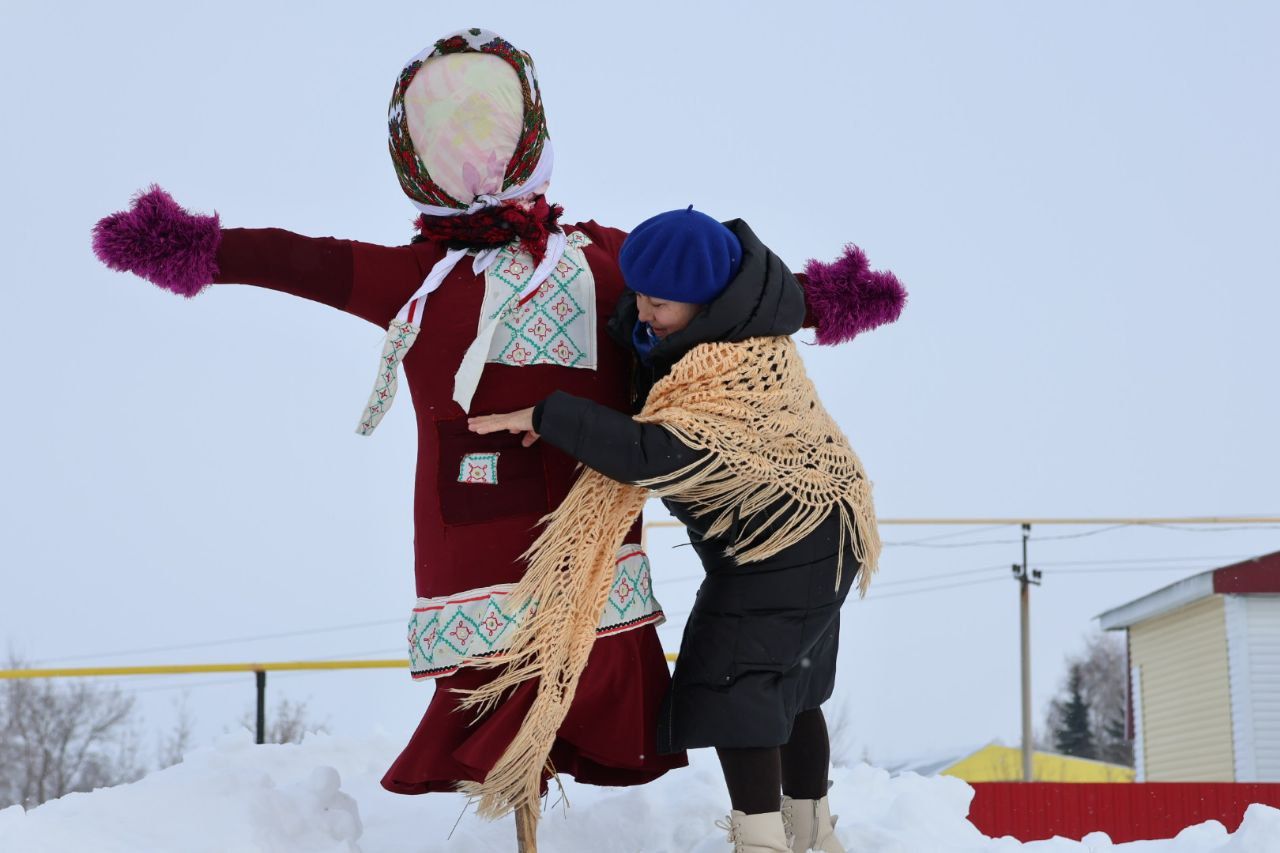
(407, 544), (664, 679)
(356, 319), (419, 436)
(478, 230), (598, 372)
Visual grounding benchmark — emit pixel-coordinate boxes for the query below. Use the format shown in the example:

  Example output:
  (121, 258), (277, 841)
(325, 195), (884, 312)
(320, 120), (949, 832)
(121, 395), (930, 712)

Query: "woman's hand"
(467, 407), (540, 447)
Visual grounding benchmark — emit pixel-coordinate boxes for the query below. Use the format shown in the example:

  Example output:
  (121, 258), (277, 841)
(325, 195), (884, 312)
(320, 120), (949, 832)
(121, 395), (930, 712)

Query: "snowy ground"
(2, 733), (1278, 852)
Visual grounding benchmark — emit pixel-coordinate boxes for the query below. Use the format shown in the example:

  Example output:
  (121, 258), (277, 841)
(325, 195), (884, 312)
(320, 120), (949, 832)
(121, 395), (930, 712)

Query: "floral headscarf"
(357, 29), (567, 434)
(389, 28), (550, 212)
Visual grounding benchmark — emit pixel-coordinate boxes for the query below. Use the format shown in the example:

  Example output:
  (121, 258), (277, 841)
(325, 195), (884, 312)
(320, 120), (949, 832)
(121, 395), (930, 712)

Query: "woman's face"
(636, 293), (701, 339)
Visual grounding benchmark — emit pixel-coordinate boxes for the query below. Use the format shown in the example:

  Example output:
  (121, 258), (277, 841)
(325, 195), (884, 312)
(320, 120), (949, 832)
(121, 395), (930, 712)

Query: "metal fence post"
(255, 669), (266, 744)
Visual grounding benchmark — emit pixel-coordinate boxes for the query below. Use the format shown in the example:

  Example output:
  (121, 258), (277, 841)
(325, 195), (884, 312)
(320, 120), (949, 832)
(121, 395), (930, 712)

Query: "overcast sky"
(2, 1), (1278, 771)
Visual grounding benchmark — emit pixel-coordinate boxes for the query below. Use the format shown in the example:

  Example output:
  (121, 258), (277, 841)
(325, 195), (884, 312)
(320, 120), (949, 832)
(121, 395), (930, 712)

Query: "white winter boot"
(781, 795), (844, 852)
(714, 810), (791, 852)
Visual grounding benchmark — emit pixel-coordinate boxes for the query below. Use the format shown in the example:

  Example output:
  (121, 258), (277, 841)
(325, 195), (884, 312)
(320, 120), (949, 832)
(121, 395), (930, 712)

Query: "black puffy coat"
(533, 220), (860, 751)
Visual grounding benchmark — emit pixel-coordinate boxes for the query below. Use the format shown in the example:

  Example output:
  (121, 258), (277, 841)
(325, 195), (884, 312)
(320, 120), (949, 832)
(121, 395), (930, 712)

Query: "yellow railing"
(0, 659), (408, 680)
(0, 655), (680, 745)
(0, 654), (681, 682)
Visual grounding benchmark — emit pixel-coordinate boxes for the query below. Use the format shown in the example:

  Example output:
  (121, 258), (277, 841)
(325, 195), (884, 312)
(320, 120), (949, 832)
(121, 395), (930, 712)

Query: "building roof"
(883, 741), (1135, 782)
(1099, 550), (1280, 630)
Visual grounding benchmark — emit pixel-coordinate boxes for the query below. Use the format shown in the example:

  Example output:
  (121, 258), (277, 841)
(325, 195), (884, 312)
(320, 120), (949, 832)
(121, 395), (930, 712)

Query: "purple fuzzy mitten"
(802, 244), (907, 345)
(92, 185), (221, 297)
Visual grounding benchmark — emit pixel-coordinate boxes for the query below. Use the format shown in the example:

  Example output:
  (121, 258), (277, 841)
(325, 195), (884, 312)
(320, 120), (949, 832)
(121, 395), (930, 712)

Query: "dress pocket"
(435, 417), (550, 526)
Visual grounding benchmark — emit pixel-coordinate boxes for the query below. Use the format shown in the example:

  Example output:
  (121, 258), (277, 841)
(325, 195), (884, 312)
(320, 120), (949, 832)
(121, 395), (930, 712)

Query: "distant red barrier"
(968, 782), (1280, 843)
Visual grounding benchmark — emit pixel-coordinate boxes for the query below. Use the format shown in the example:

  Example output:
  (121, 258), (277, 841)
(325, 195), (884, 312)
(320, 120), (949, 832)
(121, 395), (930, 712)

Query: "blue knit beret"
(619, 206), (743, 304)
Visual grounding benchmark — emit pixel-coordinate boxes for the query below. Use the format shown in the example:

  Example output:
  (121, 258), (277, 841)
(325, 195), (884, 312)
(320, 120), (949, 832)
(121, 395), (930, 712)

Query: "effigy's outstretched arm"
(92, 186), (423, 328)
(794, 245), (907, 345)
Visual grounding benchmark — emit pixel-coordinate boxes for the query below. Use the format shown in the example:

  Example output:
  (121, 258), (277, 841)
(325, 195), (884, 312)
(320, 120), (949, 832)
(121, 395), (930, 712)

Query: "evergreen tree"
(1053, 664), (1096, 759)
(1041, 631), (1134, 767)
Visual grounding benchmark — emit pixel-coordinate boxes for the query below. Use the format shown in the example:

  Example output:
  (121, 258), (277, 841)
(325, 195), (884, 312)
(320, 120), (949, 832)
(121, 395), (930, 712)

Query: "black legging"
(716, 707), (831, 815)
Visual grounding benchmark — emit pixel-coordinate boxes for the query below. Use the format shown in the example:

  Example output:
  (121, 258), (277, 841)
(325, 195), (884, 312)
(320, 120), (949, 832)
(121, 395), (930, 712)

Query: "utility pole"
(1012, 523), (1042, 782)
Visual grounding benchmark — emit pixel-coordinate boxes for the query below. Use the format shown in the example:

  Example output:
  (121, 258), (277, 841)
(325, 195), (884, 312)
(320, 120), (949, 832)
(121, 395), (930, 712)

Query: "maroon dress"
(213, 220), (686, 792)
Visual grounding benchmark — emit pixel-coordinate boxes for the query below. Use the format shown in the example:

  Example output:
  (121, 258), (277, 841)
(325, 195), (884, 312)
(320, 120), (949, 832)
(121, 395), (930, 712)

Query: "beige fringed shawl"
(457, 335), (880, 817)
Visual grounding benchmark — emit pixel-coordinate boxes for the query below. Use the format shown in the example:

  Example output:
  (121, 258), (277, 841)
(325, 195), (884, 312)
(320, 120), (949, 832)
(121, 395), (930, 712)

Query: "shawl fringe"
(455, 335), (880, 818)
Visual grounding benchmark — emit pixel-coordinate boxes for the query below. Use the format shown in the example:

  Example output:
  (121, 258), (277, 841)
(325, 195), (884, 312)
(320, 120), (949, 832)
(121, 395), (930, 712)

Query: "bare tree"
(240, 696), (329, 744)
(0, 660), (145, 808)
(156, 693), (195, 769)
(1043, 631), (1133, 766)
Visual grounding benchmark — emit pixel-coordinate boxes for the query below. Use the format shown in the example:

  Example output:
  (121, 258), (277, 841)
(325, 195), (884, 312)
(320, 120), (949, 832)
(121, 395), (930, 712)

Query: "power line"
(1052, 566), (1222, 575)
(1030, 524), (1132, 541)
(867, 556), (1253, 596)
(859, 576), (1008, 601)
(885, 521), (1280, 548)
(657, 564), (1013, 604)
(131, 675), (248, 695)
(882, 536), (1022, 549)
(660, 550), (1254, 590)
(870, 564), (1009, 589)
(880, 524), (1012, 546)
(32, 618), (403, 666)
(1037, 554), (1247, 567)
(869, 553), (1257, 591)
(1145, 523), (1280, 534)
(661, 552), (1266, 608)
(882, 523), (1132, 547)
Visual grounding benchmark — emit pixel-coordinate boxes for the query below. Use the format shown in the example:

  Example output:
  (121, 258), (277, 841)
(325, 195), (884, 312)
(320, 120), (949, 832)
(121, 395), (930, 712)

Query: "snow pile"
(0, 733), (363, 853)
(2, 731), (1279, 852)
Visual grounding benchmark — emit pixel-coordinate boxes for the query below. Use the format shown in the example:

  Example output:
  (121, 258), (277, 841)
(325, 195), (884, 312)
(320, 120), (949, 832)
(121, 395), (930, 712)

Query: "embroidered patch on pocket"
(458, 452), (500, 485)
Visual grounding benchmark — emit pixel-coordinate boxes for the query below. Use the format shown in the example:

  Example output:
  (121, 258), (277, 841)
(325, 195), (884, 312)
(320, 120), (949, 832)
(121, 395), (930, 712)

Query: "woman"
(468, 207), (901, 852)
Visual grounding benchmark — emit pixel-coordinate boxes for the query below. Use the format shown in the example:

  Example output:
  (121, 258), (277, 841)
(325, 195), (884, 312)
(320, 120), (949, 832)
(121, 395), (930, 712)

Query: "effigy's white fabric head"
(404, 53), (523, 205)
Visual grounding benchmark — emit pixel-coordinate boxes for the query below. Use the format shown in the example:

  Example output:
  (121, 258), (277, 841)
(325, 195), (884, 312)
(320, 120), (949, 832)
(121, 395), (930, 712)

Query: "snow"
(3, 733), (1279, 852)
